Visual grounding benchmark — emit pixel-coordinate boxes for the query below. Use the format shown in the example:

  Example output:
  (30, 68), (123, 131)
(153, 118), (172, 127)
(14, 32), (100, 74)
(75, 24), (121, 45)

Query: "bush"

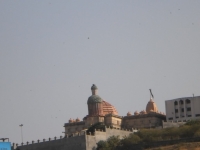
(96, 136), (120, 150)
(185, 120), (200, 126)
(96, 140), (109, 150)
(97, 121), (200, 149)
(121, 133), (141, 145)
(87, 122), (105, 134)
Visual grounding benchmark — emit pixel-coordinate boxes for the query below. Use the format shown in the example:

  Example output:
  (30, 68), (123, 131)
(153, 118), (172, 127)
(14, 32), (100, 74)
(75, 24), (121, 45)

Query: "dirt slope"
(146, 142), (200, 150)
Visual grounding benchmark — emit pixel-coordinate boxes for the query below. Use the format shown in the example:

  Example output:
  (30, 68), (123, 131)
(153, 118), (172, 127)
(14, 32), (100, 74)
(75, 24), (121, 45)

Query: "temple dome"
(87, 95), (102, 104)
(69, 118), (73, 123)
(127, 111), (132, 116)
(134, 111), (139, 115)
(76, 118), (80, 122)
(146, 98), (158, 113)
(102, 100), (118, 115)
(140, 110), (147, 115)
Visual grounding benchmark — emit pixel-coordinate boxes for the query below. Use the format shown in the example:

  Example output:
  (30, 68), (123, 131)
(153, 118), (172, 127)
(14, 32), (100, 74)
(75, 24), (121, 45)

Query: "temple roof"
(146, 98), (158, 113)
(102, 100), (118, 115)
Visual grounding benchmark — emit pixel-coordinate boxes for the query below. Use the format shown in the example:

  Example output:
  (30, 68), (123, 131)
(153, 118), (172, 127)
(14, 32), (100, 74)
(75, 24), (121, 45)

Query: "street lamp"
(19, 124), (23, 143)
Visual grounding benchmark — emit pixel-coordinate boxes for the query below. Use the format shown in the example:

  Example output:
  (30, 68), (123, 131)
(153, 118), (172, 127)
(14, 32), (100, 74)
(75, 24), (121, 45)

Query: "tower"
(87, 84), (103, 116)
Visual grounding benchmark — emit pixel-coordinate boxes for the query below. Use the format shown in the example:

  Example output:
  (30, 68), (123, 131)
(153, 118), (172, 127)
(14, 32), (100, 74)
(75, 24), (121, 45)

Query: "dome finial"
(91, 84), (98, 90)
(91, 84), (98, 95)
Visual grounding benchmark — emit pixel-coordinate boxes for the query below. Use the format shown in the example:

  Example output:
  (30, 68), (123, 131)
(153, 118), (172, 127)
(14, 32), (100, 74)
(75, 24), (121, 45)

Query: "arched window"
(186, 99), (191, 104)
(179, 100), (184, 105)
(174, 101), (178, 105)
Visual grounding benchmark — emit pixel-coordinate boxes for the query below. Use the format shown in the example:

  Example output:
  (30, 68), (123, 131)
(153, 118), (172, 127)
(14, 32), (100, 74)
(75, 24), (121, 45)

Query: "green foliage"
(96, 140), (109, 150)
(185, 119), (200, 126)
(87, 122), (105, 134)
(120, 133), (141, 149)
(107, 136), (121, 150)
(97, 121), (200, 149)
(96, 136), (121, 150)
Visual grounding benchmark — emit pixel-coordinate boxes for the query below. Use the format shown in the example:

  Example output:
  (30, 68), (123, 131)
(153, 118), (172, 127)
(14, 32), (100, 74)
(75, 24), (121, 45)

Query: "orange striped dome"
(102, 100), (118, 115)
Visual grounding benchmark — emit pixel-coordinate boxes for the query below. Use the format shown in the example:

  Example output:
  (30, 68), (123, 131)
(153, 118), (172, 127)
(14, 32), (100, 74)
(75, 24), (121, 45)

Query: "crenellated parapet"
(64, 120), (85, 127)
(12, 131), (86, 149)
(12, 127), (135, 150)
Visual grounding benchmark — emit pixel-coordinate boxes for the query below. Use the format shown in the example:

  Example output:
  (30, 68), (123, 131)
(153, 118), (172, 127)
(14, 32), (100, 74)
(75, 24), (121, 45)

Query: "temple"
(64, 84), (166, 136)
(15, 84), (166, 150)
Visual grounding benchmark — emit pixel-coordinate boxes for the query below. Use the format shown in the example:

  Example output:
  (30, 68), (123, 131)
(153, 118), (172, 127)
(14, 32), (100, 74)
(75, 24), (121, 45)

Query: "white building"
(165, 96), (200, 122)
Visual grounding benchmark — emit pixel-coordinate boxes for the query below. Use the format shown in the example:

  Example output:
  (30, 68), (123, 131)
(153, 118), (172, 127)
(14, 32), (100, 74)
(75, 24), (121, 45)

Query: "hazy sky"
(0, 0), (200, 144)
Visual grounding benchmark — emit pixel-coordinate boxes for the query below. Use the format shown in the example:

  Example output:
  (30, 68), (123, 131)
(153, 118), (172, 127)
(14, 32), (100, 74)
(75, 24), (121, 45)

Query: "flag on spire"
(149, 89), (154, 99)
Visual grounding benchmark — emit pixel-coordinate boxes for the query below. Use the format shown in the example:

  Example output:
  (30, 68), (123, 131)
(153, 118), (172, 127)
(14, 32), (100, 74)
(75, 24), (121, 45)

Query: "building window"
(180, 100), (184, 105)
(174, 101), (178, 105)
(187, 107), (191, 111)
(196, 114), (200, 117)
(168, 117), (173, 120)
(175, 109), (178, 113)
(176, 117), (179, 118)
(117, 121), (120, 125)
(186, 99), (191, 104)
(181, 108), (184, 112)
(187, 115), (191, 117)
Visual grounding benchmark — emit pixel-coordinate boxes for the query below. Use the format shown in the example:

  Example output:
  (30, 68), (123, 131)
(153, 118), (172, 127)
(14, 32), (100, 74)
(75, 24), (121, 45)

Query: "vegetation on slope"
(96, 120), (200, 150)
(146, 142), (200, 150)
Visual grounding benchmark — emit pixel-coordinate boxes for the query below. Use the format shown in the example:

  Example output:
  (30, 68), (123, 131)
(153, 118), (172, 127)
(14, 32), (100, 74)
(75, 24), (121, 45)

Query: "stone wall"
(14, 134), (86, 150)
(104, 116), (122, 129)
(162, 120), (186, 128)
(105, 127), (132, 139)
(122, 112), (166, 129)
(85, 127), (133, 149)
(13, 127), (133, 150)
(64, 121), (86, 135)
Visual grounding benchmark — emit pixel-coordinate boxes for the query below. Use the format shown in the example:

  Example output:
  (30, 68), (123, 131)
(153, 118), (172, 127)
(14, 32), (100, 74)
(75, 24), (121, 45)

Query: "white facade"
(165, 96), (200, 122)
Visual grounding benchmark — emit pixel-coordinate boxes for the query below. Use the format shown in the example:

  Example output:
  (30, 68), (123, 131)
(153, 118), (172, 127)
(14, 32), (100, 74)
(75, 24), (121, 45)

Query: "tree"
(120, 133), (141, 149)
(107, 136), (121, 150)
(96, 140), (109, 150)
(96, 136), (120, 150)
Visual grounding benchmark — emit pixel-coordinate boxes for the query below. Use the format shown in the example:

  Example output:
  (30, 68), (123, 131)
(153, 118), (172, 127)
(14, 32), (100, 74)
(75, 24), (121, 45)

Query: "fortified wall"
(13, 127), (133, 150)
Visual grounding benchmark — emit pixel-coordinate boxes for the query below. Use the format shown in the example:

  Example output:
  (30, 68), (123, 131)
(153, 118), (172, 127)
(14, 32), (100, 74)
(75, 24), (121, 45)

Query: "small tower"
(87, 84), (103, 116)
(91, 84), (98, 95)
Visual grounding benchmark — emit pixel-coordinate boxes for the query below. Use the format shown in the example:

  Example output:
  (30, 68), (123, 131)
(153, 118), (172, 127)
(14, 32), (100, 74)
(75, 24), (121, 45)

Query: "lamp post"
(19, 124), (23, 143)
